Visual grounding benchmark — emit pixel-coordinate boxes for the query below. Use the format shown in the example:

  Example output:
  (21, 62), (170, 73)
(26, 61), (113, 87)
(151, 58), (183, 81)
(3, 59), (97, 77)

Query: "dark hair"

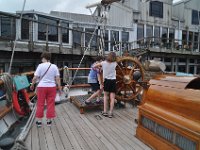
(95, 56), (104, 62)
(106, 52), (116, 62)
(41, 52), (51, 61)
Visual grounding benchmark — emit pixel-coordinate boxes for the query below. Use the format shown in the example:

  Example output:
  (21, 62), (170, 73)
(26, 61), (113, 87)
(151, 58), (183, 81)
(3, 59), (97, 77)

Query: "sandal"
(101, 111), (108, 117)
(85, 100), (91, 105)
(36, 121), (42, 128)
(95, 100), (102, 104)
(108, 113), (113, 118)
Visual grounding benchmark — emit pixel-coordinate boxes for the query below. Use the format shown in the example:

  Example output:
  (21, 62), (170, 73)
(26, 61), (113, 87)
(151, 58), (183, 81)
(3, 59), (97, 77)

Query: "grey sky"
(0, 0), (181, 14)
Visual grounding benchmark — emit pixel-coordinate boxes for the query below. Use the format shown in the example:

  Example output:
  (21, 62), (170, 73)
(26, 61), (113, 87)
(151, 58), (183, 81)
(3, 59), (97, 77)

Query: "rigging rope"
(67, 7), (106, 90)
(68, 26), (99, 88)
(8, 0), (27, 74)
(88, 5), (105, 56)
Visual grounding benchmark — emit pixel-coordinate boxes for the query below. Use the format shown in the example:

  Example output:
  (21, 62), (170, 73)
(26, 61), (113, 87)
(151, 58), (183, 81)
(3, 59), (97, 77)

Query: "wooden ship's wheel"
(115, 56), (146, 101)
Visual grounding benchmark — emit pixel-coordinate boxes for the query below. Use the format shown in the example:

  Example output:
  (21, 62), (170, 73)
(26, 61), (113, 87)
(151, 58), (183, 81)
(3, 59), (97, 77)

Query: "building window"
(165, 66), (172, 72)
(189, 66), (194, 74)
(0, 16), (15, 39)
(73, 27), (83, 48)
(38, 16), (58, 42)
(149, 1), (163, 18)
(85, 28), (98, 49)
(38, 16), (47, 41)
(122, 31), (129, 42)
(190, 59), (195, 63)
(21, 19), (29, 40)
(146, 25), (153, 38)
(188, 31), (193, 50)
(178, 66), (186, 73)
(38, 22), (46, 41)
(110, 30), (119, 51)
(191, 10), (199, 25)
(164, 57), (171, 63)
(137, 24), (144, 43)
(61, 22), (69, 43)
(122, 31), (129, 51)
(194, 32), (198, 50)
(104, 30), (109, 51)
(169, 28), (175, 47)
(154, 26), (160, 46)
(48, 21), (58, 42)
(197, 66), (200, 75)
(162, 27), (168, 45)
(179, 58), (186, 63)
(182, 30), (187, 48)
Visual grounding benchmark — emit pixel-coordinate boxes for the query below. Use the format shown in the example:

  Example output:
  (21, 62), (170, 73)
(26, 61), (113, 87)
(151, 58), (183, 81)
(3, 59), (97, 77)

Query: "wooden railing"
(0, 67), (91, 118)
(129, 37), (200, 55)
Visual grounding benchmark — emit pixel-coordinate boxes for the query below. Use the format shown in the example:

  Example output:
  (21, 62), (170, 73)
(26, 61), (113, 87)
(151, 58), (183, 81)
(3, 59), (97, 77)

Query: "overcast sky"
(0, 0), (181, 15)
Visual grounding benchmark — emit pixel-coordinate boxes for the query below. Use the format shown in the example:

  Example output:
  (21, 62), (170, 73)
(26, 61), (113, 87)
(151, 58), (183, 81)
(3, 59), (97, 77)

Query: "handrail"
(0, 68), (91, 85)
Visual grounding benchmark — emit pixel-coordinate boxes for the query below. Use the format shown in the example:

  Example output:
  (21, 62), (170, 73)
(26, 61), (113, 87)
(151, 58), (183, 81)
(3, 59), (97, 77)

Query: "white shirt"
(101, 61), (117, 80)
(34, 62), (60, 87)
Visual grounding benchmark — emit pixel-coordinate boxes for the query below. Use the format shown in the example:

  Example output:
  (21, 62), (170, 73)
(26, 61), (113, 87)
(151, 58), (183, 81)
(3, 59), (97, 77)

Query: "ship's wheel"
(115, 56), (146, 101)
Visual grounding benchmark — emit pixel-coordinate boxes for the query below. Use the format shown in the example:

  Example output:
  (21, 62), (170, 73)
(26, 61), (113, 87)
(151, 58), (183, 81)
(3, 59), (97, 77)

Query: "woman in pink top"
(30, 52), (61, 127)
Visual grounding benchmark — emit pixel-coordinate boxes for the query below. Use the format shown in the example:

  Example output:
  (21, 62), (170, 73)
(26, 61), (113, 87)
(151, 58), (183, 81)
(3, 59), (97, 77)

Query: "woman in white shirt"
(30, 52), (61, 127)
(94, 52), (117, 118)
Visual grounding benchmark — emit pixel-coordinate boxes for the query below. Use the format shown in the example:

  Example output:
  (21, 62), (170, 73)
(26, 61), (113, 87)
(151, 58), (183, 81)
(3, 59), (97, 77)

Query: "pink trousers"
(36, 87), (56, 119)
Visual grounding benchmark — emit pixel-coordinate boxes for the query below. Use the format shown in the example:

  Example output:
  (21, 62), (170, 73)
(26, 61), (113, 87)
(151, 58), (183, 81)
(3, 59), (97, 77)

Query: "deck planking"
(25, 102), (151, 150)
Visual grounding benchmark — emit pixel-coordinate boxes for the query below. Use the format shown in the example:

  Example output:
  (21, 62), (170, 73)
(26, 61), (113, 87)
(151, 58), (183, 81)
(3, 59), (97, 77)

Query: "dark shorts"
(90, 83), (100, 91)
(104, 79), (116, 93)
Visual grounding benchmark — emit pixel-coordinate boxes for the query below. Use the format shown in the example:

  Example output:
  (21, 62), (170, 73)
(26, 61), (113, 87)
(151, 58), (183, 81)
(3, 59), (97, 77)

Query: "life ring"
(12, 89), (31, 116)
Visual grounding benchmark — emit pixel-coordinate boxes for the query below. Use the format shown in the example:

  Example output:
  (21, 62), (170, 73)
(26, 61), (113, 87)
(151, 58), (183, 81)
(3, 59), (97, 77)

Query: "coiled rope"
(0, 73), (13, 104)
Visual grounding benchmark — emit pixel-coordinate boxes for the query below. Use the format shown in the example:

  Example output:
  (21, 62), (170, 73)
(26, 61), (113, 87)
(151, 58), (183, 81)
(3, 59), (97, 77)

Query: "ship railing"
(128, 37), (200, 55)
(0, 67), (91, 119)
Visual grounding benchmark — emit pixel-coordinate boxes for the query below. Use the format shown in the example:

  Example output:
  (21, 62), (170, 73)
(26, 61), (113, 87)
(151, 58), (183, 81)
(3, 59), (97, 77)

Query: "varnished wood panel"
(137, 75), (200, 150)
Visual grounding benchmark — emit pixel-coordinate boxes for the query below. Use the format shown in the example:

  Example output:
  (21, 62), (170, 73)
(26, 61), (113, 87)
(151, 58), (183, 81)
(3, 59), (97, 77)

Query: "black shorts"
(104, 79), (116, 93)
(90, 83), (100, 91)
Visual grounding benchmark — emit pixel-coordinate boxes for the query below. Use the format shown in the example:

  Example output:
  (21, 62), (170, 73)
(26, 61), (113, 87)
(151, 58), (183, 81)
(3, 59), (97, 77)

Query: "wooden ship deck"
(25, 102), (151, 150)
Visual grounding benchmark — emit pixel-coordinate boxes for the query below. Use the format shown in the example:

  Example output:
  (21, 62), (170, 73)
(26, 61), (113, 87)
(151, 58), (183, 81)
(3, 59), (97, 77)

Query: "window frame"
(61, 22), (69, 44)
(149, 1), (163, 18)
(0, 16), (16, 39)
(191, 10), (199, 25)
(110, 30), (119, 51)
(21, 18), (30, 40)
(37, 15), (58, 42)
